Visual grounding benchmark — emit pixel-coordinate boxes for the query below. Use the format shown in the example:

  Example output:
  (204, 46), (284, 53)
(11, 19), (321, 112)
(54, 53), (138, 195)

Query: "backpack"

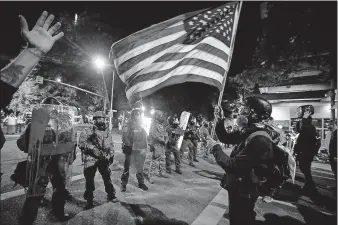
(245, 131), (296, 196)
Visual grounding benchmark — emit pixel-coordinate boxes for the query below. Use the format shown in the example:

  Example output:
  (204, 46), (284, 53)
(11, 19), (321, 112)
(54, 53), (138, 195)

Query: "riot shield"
(175, 111), (191, 150)
(26, 105), (76, 197)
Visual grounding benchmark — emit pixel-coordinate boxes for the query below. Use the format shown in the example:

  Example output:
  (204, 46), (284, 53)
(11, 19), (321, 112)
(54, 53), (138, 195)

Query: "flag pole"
(211, 1), (243, 138)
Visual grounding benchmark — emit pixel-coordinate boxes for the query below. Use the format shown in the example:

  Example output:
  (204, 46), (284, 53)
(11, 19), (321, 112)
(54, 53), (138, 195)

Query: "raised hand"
(20, 11), (64, 54)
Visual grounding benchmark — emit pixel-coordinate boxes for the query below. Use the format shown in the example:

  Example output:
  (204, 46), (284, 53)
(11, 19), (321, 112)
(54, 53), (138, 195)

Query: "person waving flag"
(110, 2), (242, 104)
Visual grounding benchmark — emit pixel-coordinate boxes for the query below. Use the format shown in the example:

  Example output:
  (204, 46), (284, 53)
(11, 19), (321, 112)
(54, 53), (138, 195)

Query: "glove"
(108, 156), (114, 165)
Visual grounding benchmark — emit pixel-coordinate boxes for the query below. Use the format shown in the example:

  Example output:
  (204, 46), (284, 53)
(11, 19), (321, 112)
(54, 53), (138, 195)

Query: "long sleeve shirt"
(0, 81), (18, 150)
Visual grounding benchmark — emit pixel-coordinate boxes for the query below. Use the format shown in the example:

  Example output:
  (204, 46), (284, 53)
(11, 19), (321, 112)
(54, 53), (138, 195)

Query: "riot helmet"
(93, 111), (106, 131)
(238, 96), (272, 124)
(153, 109), (164, 123)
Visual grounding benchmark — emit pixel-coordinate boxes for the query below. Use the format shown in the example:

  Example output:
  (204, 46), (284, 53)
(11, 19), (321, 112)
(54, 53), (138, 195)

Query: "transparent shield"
(26, 106), (76, 197)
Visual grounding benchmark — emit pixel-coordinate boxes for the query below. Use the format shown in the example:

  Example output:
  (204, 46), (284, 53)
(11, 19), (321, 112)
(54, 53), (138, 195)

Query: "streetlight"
(93, 56), (115, 131)
(93, 56), (106, 70)
(93, 56), (109, 112)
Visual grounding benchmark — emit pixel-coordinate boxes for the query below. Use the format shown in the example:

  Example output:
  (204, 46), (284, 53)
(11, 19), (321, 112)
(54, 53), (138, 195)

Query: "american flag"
(110, 2), (241, 103)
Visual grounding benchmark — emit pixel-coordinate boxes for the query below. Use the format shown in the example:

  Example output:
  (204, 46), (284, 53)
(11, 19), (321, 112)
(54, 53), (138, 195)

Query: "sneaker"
(175, 169), (182, 175)
(193, 159), (199, 162)
(121, 185), (126, 192)
(139, 183), (148, 191)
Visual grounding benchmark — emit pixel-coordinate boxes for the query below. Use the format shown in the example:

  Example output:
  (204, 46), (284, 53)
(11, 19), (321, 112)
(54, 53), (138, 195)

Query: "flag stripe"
(111, 8), (207, 57)
(130, 47), (228, 83)
(119, 36), (230, 82)
(127, 72), (223, 103)
(126, 65), (224, 99)
(168, 21), (184, 28)
(119, 36), (186, 82)
(126, 44), (229, 84)
(154, 43), (229, 63)
(127, 58), (226, 90)
(116, 28), (186, 66)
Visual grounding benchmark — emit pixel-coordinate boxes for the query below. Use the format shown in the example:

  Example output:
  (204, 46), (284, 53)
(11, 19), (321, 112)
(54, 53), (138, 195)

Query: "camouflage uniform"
(121, 120), (148, 187)
(148, 112), (168, 183)
(18, 124), (75, 224)
(78, 114), (115, 206)
(165, 125), (184, 173)
(186, 123), (200, 163)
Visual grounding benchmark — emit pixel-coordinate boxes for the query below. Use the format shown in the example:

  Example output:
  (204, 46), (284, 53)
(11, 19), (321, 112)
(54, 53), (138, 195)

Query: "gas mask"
(235, 115), (248, 130)
(95, 118), (106, 131)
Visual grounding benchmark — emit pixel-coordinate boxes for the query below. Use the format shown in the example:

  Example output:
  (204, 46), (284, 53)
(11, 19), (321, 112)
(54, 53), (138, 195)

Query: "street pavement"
(1, 133), (337, 225)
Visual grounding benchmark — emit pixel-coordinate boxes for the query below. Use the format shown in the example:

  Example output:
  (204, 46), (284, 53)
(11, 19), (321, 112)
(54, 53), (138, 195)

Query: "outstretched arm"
(0, 11), (64, 108)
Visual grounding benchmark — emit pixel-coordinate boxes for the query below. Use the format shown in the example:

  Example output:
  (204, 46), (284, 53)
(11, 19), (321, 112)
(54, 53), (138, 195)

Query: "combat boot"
(175, 169), (182, 175)
(189, 162), (195, 167)
(84, 199), (94, 210)
(193, 159), (199, 162)
(107, 194), (118, 203)
(121, 184), (127, 192)
(166, 168), (172, 174)
(139, 183), (148, 191)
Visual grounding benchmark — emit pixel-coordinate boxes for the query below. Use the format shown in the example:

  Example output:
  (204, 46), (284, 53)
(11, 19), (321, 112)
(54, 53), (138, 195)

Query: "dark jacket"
(213, 119), (274, 191)
(294, 117), (318, 156)
(329, 129), (337, 159)
(0, 81), (18, 150)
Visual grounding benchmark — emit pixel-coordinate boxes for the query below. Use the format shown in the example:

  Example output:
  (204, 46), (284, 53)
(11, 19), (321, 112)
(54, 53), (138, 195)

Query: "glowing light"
(93, 56), (106, 69)
(74, 14), (78, 23)
(141, 106), (146, 112)
(150, 109), (155, 115)
(56, 78), (61, 82)
(141, 116), (152, 135)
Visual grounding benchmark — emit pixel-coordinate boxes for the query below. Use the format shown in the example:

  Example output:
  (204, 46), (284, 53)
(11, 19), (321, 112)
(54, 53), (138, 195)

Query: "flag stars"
(229, 27), (232, 31)
(216, 29), (220, 33)
(193, 17), (198, 20)
(207, 11), (212, 14)
(203, 14), (209, 19)
(188, 21), (194, 26)
(227, 36), (230, 41)
(200, 20), (207, 25)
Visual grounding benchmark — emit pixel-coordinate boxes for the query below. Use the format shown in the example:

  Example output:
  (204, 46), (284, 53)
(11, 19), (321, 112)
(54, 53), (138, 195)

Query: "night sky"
(0, 1), (262, 75)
